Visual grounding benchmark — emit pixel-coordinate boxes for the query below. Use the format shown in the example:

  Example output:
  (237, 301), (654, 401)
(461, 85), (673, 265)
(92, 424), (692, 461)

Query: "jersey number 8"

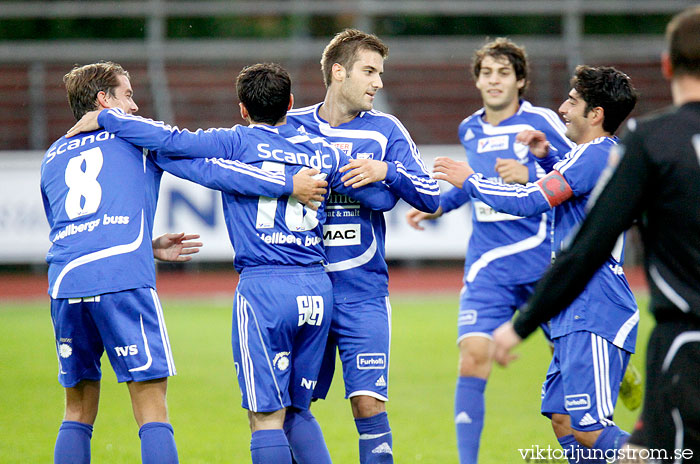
(64, 147), (104, 219)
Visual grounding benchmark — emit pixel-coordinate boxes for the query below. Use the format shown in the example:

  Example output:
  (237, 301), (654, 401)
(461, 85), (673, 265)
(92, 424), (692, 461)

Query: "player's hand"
(152, 232), (202, 262)
(340, 159), (388, 188)
(406, 207), (443, 231)
(66, 110), (103, 138)
(515, 130), (550, 158)
(495, 158), (529, 185)
(432, 156), (474, 189)
(492, 322), (521, 367)
(292, 169), (328, 211)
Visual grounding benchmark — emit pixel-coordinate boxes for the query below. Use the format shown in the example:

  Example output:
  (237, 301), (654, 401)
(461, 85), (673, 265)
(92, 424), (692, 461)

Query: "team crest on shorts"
(59, 343), (73, 358)
(273, 351), (290, 371)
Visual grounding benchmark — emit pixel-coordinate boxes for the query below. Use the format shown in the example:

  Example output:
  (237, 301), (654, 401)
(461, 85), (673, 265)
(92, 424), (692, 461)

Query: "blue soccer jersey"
(41, 130), (162, 298)
(462, 136), (639, 352)
(287, 104), (440, 302)
(440, 100), (575, 286)
(96, 109), (398, 271)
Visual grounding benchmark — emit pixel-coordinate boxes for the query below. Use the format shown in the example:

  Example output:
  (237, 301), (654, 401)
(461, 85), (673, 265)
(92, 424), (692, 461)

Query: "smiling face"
(475, 55), (524, 113)
(558, 89), (590, 144)
(102, 74), (138, 115)
(337, 48), (384, 113)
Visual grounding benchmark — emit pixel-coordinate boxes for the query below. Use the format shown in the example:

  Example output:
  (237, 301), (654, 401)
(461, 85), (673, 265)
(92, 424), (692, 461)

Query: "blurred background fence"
(1, 0), (693, 266)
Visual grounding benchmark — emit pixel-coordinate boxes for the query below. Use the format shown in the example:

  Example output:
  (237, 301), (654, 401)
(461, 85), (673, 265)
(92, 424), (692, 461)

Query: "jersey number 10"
(256, 161), (322, 231)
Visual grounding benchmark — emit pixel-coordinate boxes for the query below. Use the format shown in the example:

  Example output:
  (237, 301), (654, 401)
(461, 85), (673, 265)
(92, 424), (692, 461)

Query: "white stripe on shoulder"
(287, 103), (321, 116)
(367, 110), (431, 175)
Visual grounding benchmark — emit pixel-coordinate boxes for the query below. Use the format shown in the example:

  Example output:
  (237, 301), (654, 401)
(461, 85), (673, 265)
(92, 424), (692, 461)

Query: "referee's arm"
(512, 135), (650, 339)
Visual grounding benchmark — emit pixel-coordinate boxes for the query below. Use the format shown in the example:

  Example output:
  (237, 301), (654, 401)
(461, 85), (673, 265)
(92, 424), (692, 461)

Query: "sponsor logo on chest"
(333, 141), (353, 157)
(477, 135), (509, 153)
(323, 224), (360, 246)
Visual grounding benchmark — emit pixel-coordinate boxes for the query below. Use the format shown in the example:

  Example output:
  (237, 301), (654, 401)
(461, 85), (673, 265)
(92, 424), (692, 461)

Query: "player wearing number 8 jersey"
(72, 63), (398, 463)
(41, 62), (208, 464)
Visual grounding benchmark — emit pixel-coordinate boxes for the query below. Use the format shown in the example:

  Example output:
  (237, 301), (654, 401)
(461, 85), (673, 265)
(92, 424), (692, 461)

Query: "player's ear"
(288, 94), (294, 111)
(239, 102), (249, 121)
(661, 52), (673, 81)
(331, 63), (345, 83)
(96, 90), (110, 109)
(589, 106), (605, 127)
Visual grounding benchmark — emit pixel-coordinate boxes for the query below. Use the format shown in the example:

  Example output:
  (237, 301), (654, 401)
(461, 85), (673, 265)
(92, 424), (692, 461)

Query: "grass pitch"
(0, 293), (650, 463)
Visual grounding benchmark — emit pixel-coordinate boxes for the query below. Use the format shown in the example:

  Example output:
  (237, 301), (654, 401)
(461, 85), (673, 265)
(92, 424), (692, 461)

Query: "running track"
(1, 266), (648, 302)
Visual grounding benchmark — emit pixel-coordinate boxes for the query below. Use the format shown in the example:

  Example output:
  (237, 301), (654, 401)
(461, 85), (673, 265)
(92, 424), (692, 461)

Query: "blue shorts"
(232, 265), (333, 413)
(50, 287), (175, 388)
(313, 296), (392, 402)
(458, 278), (550, 342)
(541, 331), (630, 432)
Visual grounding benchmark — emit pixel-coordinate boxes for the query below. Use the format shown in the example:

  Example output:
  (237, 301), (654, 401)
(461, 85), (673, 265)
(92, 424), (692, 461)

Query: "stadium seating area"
(0, 58), (671, 150)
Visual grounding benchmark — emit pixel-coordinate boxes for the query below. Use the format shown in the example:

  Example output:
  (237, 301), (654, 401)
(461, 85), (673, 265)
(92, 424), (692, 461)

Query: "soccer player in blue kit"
(434, 65), (639, 462)
(42, 62), (206, 464)
(48, 62), (331, 464)
(285, 29), (440, 464)
(68, 62), (400, 464)
(406, 38), (574, 464)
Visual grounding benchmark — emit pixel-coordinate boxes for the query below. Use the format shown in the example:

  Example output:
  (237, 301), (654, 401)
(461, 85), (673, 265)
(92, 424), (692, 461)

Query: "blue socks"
(557, 434), (603, 464)
(250, 429), (292, 464)
(139, 422), (179, 464)
(283, 408), (332, 464)
(355, 411), (393, 464)
(455, 376), (486, 464)
(593, 426), (630, 458)
(54, 421), (93, 464)
(557, 426), (630, 463)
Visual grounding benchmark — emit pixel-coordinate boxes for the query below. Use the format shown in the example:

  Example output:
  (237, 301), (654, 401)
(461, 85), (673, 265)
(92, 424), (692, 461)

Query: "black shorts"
(629, 320), (700, 463)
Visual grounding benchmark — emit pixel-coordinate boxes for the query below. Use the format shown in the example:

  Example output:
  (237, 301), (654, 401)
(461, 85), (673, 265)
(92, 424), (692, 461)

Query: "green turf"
(0, 293), (651, 463)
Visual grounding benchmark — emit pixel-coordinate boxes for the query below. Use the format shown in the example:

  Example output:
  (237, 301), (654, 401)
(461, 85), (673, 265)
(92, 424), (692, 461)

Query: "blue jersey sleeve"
(98, 109), (238, 159)
(462, 173), (551, 217)
(328, 146), (399, 211)
(153, 154), (293, 197)
(554, 144), (609, 197)
(382, 122), (440, 213)
(439, 186), (471, 213)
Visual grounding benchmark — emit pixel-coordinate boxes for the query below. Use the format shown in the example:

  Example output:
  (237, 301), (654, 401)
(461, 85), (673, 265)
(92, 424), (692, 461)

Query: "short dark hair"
(320, 29), (389, 88)
(63, 61), (129, 120)
(236, 63), (291, 126)
(666, 6), (700, 78)
(472, 38), (529, 96)
(571, 65), (638, 134)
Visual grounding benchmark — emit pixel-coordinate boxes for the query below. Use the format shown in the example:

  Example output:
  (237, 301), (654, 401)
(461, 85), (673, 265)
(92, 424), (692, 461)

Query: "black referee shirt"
(513, 102), (700, 339)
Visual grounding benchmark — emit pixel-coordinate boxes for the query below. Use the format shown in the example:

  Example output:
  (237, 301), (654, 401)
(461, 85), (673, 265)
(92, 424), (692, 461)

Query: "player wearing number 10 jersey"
(77, 63), (398, 463)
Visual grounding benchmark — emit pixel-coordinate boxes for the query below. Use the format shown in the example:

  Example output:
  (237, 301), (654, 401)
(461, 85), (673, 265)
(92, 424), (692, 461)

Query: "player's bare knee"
(572, 429), (600, 449)
(249, 409), (286, 432)
(550, 414), (572, 438)
(64, 380), (100, 424)
(458, 339), (492, 377)
(351, 395), (386, 418)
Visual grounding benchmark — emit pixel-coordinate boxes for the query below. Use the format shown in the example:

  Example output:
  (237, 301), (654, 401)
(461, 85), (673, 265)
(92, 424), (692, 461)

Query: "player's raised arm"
(99, 108), (235, 159)
(381, 125), (441, 213)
